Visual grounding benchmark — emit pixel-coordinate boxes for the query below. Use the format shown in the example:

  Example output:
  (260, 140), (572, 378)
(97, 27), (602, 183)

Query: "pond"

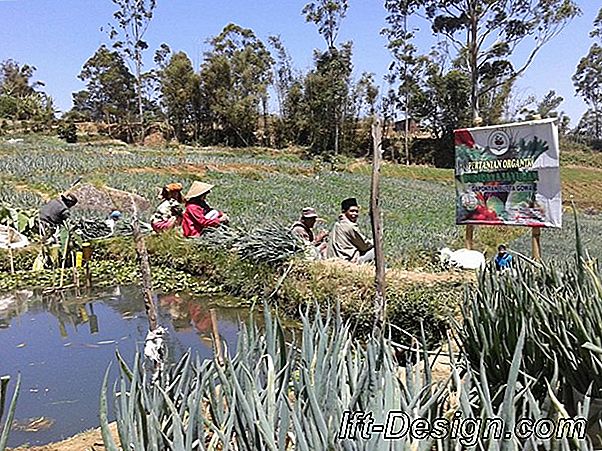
(0, 285), (252, 448)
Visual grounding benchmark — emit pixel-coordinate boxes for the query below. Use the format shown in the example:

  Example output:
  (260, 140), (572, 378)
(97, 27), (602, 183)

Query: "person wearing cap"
(151, 183), (184, 233)
(182, 181), (229, 238)
(327, 197), (374, 264)
(104, 210), (122, 234)
(39, 193), (78, 240)
(290, 207), (329, 259)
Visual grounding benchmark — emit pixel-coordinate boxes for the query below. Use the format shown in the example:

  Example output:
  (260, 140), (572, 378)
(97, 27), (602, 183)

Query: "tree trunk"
(469, 1), (480, 122)
(370, 116), (386, 330)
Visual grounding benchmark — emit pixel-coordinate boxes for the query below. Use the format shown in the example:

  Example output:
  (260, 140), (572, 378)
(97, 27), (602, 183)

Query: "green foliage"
(72, 45), (136, 126)
(420, 0), (580, 120)
(573, 9), (602, 142)
(57, 121), (77, 143)
(199, 24), (273, 147)
(0, 203), (38, 236)
(159, 51), (201, 143)
(460, 236), (602, 407)
(102, 304), (594, 450)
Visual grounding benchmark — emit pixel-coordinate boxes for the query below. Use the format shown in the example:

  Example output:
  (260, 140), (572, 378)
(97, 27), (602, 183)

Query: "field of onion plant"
(0, 138), (460, 267)
(2, 136), (602, 265)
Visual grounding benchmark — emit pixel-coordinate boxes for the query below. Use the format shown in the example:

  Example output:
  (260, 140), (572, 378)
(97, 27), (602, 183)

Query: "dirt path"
(9, 423), (118, 451)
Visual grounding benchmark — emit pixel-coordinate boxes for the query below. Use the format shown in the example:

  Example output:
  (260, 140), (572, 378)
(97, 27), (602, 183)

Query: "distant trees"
(159, 51), (201, 143)
(421, 0), (580, 122)
(105, 0), (157, 130)
(199, 24), (273, 147)
(381, 0), (579, 166)
(573, 7), (602, 142)
(71, 45), (136, 124)
(0, 59), (55, 122)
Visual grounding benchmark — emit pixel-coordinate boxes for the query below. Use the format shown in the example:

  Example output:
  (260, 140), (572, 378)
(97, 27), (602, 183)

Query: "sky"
(0, 0), (599, 126)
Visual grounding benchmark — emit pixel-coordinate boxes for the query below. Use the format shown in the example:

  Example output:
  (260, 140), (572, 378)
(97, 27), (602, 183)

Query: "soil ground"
(9, 423), (118, 451)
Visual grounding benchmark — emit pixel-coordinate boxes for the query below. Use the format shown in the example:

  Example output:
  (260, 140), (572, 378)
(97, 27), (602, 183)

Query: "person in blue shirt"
(495, 244), (513, 271)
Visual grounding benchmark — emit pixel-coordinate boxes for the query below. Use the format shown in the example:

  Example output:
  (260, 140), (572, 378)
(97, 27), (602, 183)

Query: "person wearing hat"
(151, 183), (184, 233)
(327, 197), (374, 264)
(291, 207), (329, 259)
(182, 181), (229, 238)
(39, 193), (78, 240)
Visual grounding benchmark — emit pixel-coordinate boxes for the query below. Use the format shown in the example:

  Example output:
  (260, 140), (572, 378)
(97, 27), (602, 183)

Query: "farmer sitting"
(327, 197), (374, 264)
(182, 181), (229, 238)
(290, 207), (328, 259)
(151, 183), (184, 233)
(39, 193), (78, 240)
(494, 244), (513, 271)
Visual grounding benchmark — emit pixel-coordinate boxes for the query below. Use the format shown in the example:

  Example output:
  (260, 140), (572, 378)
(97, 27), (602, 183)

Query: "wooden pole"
(531, 227), (542, 261)
(130, 195), (158, 331)
(7, 227), (15, 275)
(370, 116), (386, 330)
(465, 224), (475, 250)
(210, 308), (224, 365)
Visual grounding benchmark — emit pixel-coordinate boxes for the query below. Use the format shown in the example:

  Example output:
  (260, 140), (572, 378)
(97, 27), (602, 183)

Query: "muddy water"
(0, 286), (254, 448)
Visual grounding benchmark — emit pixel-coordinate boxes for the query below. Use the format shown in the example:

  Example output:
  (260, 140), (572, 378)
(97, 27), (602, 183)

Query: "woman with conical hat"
(151, 183), (184, 233)
(182, 181), (229, 238)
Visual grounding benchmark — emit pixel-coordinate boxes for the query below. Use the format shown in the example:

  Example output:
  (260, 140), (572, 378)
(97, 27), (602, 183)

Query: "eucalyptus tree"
(72, 45), (136, 124)
(302, 0), (352, 155)
(421, 0), (580, 122)
(159, 51), (201, 143)
(573, 7), (602, 140)
(105, 0), (157, 130)
(199, 24), (273, 147)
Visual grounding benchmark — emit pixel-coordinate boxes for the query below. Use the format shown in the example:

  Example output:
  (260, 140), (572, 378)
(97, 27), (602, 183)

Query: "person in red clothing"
(182, 181), (229, 237)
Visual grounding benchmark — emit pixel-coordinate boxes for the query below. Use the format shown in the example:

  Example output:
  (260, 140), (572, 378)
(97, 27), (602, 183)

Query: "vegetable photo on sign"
(454, 118), (562, 228)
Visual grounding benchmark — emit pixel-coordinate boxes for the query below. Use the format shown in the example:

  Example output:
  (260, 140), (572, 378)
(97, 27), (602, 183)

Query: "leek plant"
(101, 305), (595, 450)
(0, 374), (20, 451)
(459, 209), (602, 411)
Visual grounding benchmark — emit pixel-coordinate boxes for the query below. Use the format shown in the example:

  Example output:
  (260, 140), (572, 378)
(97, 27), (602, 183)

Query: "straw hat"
(185, 181), (214, 200)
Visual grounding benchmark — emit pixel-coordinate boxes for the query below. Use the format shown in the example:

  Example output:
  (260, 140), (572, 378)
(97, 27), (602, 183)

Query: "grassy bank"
(0, 231), (464, 347)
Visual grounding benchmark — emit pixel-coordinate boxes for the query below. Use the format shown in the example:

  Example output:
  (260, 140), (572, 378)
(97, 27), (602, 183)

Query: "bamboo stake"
(370, 115), (386, 330)
(7, 227), (15, 275)
(210, 308), (224, 365)
(130, 195), (157, 331)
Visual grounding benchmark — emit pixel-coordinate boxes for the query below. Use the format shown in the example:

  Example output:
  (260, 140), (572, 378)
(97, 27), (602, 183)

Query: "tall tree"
(159, 51), (201, 143)
(0, 59), (54, 121)
(199, 24), (273, 147)
(268, 35), (294, 117)
(382, 0), (422, 162)
(105, 0), (157, 129)
(421, 0), (579, 122)
(71, 45), (136, 124)
(303, 0), (351, 155)
(573, 7), (602, 140)
(302, 0), (349, 49)
(303, 43), (353, 155)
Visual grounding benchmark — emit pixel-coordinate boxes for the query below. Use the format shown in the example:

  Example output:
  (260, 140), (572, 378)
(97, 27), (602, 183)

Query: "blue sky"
(0, 0), (599, 126)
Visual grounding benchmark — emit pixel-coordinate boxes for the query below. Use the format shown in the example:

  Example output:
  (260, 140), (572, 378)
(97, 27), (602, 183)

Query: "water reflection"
(0, 285), (253, 448)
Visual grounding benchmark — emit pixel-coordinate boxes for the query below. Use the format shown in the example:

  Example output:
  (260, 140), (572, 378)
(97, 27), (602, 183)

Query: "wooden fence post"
(370, 116), (386, 330)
